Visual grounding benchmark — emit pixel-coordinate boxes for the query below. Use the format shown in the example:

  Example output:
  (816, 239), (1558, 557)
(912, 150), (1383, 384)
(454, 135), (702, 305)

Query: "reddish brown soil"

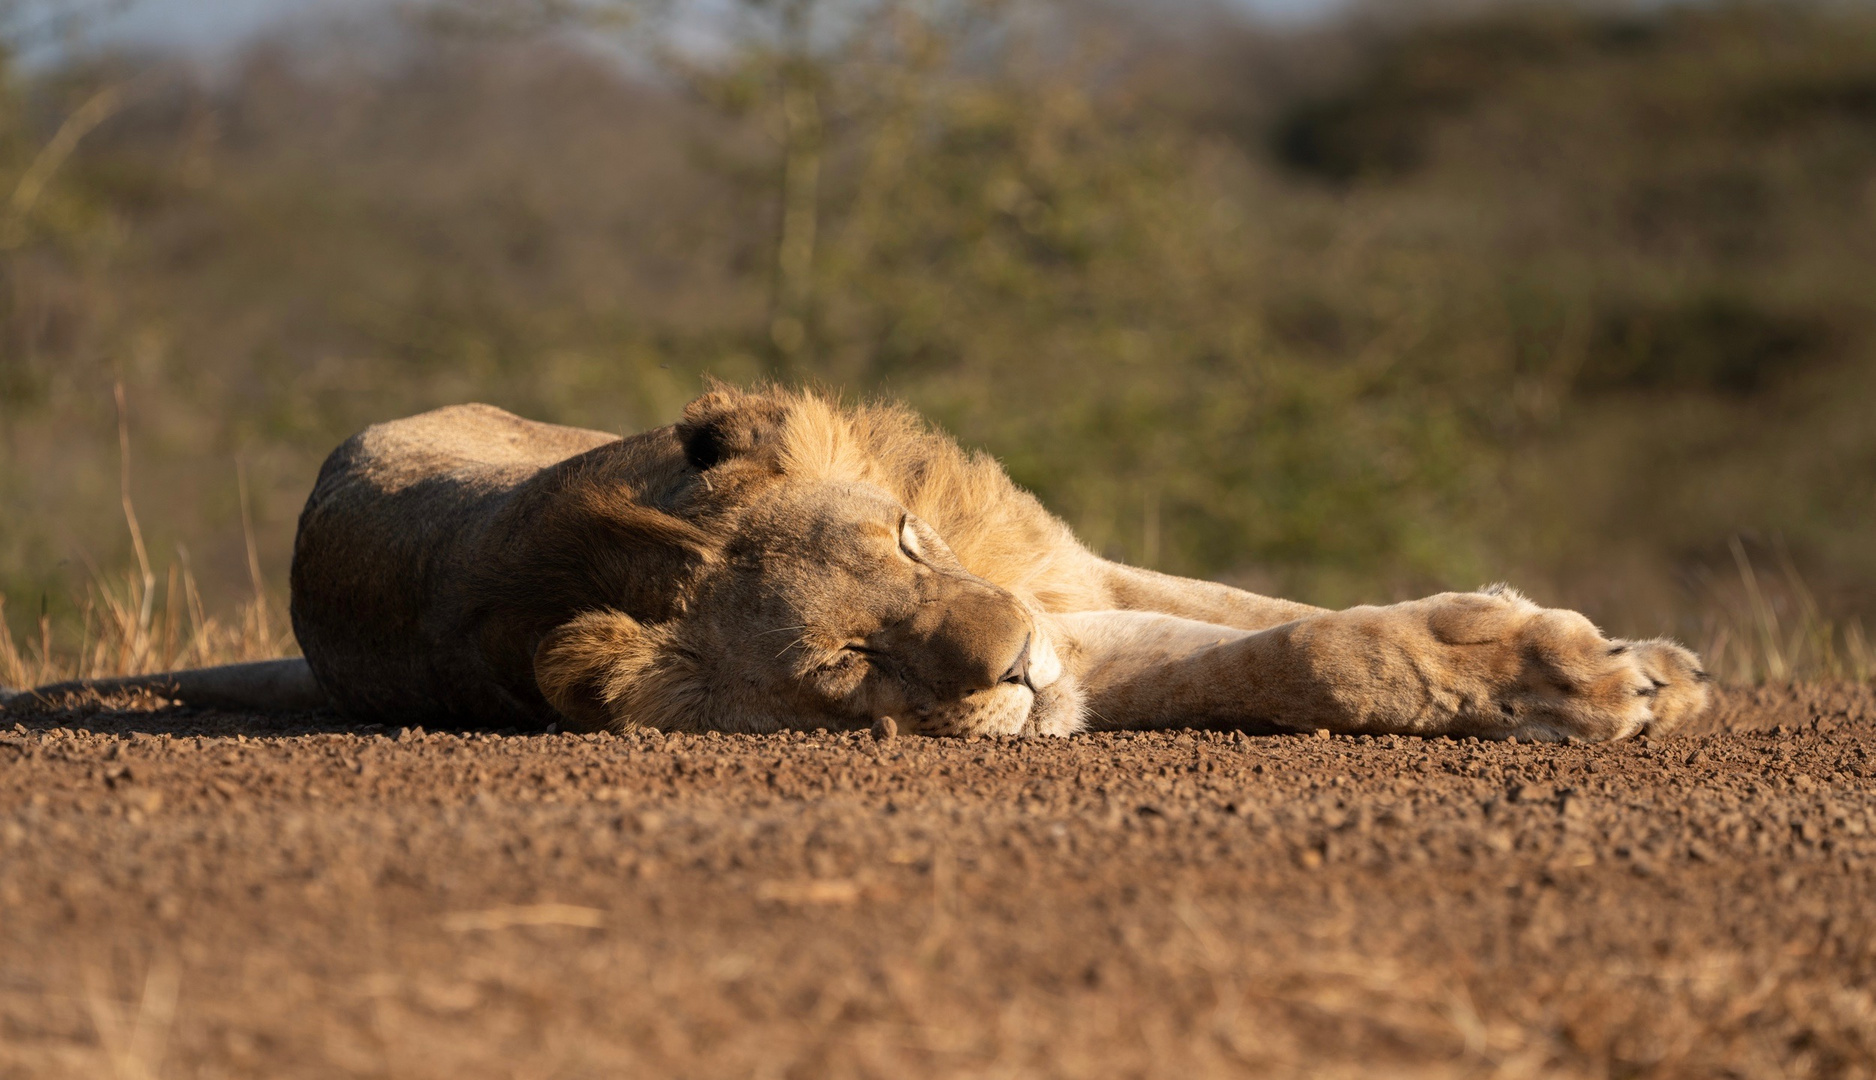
(2, 684), (1874, 1079)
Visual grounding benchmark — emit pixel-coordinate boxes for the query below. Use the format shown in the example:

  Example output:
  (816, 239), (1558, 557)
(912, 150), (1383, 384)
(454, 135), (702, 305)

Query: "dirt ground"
(1, 685), (1873, 1080)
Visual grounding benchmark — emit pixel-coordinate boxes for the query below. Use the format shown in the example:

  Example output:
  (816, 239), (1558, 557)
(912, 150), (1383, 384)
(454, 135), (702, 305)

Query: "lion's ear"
(533, 610), (657, 732)
(677, 386), (791, 470)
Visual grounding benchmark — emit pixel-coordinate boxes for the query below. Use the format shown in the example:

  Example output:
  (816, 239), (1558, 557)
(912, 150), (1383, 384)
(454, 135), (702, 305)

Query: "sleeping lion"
(9, 385), (1710, 740)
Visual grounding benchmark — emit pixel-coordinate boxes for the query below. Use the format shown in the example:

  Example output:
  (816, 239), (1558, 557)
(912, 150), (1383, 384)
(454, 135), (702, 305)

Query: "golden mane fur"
(743, 387), (1106, 614)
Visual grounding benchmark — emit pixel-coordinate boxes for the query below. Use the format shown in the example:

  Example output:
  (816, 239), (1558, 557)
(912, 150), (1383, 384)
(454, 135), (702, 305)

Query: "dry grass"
(0, 384), (294, 691)
(1694, 540), (1875, 686)
(0, 568), (292, 690)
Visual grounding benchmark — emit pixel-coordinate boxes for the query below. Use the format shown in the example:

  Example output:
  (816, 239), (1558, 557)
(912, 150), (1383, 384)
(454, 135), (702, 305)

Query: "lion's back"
(290, 404), (618, 725)
(333, 403), (616, 493)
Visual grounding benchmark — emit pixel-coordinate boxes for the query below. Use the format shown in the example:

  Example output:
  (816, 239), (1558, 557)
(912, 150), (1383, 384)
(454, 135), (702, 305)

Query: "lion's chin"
(906, 678), (1085, 738)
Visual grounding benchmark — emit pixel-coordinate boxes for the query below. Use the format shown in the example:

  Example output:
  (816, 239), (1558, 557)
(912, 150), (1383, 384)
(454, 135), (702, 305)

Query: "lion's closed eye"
(899, 516), (922, 561)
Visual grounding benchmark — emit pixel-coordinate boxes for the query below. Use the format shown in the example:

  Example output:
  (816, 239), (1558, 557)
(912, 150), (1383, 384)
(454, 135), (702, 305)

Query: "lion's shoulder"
(334, 403), (618, 493)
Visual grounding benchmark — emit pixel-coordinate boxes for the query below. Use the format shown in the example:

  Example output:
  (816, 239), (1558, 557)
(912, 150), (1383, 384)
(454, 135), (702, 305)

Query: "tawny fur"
(15, 385), (1712, 741)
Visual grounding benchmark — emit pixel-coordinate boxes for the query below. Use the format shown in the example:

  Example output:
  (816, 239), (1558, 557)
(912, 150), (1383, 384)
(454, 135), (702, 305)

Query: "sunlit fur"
(764, 388), (1114, 615)
(112, 384), (1709, 741)
(529, 386), (1706, 740)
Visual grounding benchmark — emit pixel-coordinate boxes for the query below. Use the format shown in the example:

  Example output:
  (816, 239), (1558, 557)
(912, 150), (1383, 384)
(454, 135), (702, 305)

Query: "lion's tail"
(4, 659), (329, 714)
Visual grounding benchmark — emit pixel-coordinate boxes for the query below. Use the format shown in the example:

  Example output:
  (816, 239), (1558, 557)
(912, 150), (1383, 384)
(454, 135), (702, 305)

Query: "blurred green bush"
(0, 0), (1872, 671)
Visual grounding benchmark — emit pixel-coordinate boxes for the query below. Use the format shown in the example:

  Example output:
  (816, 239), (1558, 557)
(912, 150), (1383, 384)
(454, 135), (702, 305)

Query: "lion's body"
(290, 404), (623, 727)
(22, 386), (1711, 741)
(287, 396), (1172, 731)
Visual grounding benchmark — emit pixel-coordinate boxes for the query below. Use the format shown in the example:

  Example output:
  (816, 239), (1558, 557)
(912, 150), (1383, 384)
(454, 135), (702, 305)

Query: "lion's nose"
(903, 573), (1039, 697)
(999, 633), (1033, 690)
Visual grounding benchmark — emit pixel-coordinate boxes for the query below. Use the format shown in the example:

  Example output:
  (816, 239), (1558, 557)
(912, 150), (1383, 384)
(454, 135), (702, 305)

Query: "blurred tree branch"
(0, 76), (126, 250)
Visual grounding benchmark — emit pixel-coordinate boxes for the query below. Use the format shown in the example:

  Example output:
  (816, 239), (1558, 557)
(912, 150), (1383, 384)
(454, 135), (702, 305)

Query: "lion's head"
(526, 387), (1086, 737)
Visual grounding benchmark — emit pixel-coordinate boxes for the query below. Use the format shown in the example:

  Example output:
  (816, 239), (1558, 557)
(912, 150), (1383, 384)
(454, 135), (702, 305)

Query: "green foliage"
(1580, 293), (1826, 396)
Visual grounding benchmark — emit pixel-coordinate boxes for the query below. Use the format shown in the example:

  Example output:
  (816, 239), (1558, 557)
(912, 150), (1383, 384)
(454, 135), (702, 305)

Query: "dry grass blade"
(1729, 536), (1785, 682)
(1699, 541), (1874, 685)
(441, 904), (606, 932)
(115, 382), (157, 671)
(236, 457), (270, 649)
(82, 958), (180, 1080)
(755, 879), (865, 905)
(0, 598), (23, 689)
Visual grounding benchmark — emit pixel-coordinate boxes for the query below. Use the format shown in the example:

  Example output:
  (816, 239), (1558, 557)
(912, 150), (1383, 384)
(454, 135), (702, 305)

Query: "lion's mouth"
(815, 625), (1070, 736)
(902, 670), (1082, 738)
(905, 683), (1037, 737)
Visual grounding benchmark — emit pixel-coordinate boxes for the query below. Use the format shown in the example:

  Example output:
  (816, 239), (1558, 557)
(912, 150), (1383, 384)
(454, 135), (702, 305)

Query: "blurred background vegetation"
(1, 0), (1872, 683)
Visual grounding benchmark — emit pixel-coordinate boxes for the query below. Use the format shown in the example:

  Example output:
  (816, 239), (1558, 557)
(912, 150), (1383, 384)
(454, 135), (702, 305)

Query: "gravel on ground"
(2, 684), (1873, 1079)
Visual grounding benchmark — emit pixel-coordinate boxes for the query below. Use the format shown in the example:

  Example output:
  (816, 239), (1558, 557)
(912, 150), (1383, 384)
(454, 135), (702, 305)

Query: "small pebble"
(871, 716), (898, 741)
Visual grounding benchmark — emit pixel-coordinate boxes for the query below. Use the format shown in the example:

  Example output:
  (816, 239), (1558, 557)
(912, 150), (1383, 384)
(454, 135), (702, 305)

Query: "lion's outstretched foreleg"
(1089, 561), (1328, 632)
(1058, 589), (1709, 742)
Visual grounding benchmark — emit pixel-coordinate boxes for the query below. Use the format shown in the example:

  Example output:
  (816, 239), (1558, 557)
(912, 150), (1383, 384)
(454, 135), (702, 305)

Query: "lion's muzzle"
(887, 573), (1053, 703)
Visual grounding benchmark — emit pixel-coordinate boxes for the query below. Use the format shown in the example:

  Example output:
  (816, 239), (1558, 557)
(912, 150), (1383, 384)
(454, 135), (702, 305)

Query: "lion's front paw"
(1429, 587), (1711, 741)
(1613, 637), (1712, 735)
